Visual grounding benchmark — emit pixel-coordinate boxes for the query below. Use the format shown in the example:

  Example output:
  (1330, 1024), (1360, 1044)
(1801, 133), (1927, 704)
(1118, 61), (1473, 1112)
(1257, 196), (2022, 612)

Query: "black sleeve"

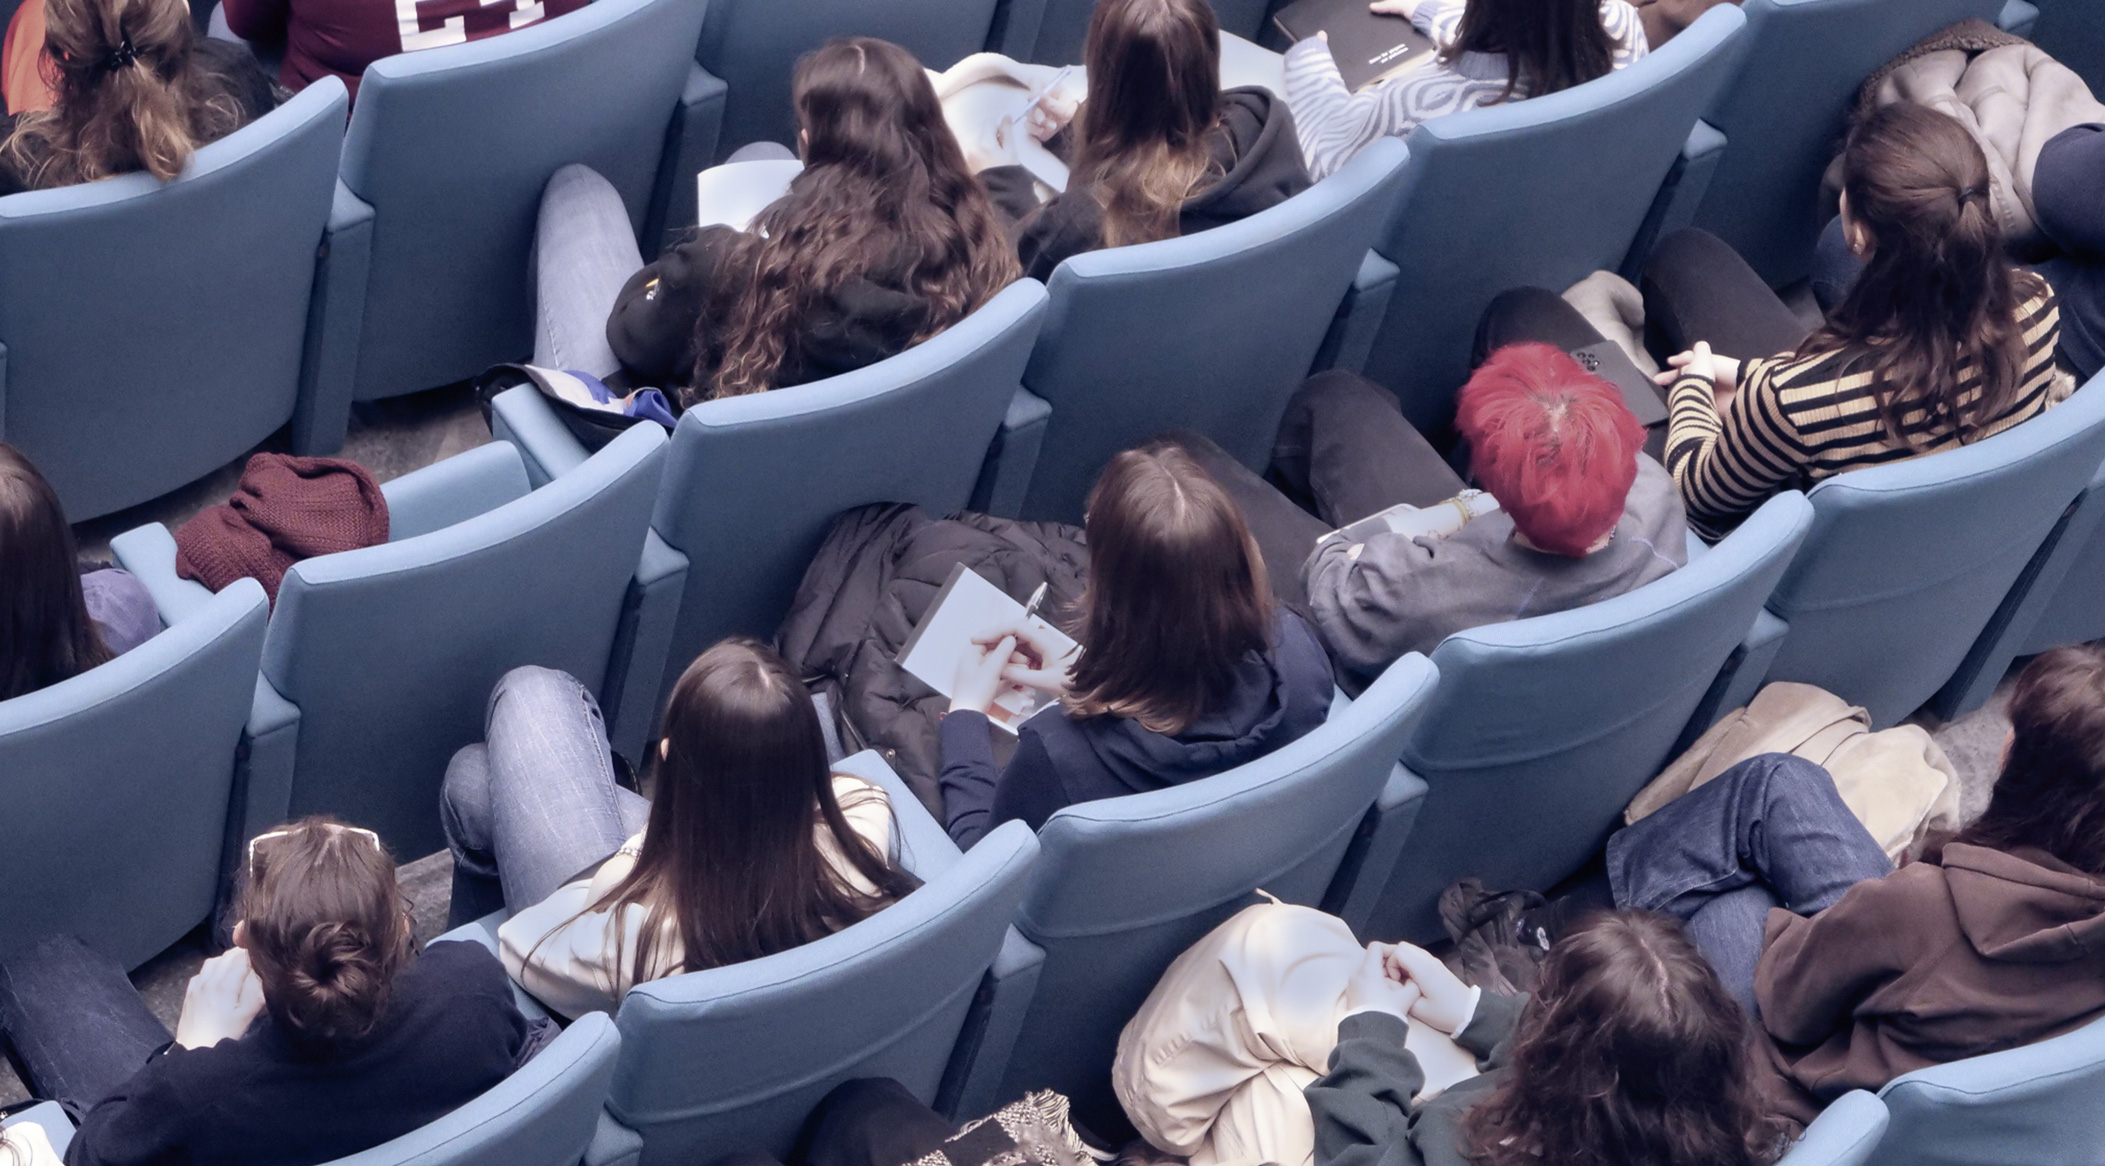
(938, 713), (1065, 848)
(605, 225), (744, 389)
(1305, 1011), (1430, 1166)
(2034, 124), (2105, 258)
(979, 165), (1044, 228)
(64, 1051), (193, 1166)
(1451, 991), (1525, 1064)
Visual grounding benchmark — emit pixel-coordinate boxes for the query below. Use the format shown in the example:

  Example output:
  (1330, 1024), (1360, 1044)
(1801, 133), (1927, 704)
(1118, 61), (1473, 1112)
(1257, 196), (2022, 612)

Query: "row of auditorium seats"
(6, 0), (2071, 520)
(6, 0), (2105, 1160)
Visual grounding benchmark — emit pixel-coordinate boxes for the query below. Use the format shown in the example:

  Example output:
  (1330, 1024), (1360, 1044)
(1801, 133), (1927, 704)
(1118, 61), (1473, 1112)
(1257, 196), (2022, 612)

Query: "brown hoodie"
(1753, 842), (2105, 1121)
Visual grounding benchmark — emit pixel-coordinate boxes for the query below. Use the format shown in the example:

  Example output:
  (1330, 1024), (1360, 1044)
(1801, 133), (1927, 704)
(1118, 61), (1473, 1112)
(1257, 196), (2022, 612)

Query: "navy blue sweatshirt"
(2033, 123), (2105, 380)
(937, 611), (1335, 848)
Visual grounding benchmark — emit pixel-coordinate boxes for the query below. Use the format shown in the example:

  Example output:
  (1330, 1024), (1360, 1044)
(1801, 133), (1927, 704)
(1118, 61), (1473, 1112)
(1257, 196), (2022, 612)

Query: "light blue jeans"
(1607, 753), (1893, 1014)
(441, 666), (651, 916)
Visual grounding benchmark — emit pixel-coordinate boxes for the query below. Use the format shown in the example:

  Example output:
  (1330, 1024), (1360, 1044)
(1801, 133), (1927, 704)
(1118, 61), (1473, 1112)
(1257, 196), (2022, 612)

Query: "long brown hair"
(1939, 646), (2105, 876)
(1068, 0), (1223, 248)
(703, 38), (1018, 399)
(237, 817), (413, 1054)
(1445, 0), (1616, 102)
(1063, 442), (1273, 735)
(1, 0), (245, 188)
(1461, 912), (1792, 1166)
(586, 638), (919, 985)
(1803, 103), (2047, 449)
(0, 442), (111, 703)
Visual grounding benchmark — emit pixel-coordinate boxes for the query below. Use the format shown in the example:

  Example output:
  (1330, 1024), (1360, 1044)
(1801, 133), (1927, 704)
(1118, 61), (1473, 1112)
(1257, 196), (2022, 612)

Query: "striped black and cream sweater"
(1666, 290), (2069, 542)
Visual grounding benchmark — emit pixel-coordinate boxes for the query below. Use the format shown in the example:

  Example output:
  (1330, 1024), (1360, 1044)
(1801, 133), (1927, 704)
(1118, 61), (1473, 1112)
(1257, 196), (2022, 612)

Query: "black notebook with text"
(1273, 0), (1437, 91)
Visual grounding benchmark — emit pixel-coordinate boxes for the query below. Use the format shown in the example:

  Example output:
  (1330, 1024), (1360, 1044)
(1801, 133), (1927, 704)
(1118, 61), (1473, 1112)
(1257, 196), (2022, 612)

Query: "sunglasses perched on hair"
(247, 824), (381, 878)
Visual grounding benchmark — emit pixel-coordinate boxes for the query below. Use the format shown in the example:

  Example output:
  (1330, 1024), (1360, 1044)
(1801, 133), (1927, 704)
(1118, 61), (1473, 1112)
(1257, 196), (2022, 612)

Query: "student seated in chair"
(978, 0), (1312, 283)
(0, 0), (276, 195)
(221, 0), (584, 101)
(939, 442), (1334, 849)
(1187, 350), (1686, 690)
(442, 641), (919, 1020)
(1, 442), (159, 703)
(1283, 0), (1649, 181)
(1598, 646), (2105, 1121)
(530, 37), (1019, 411)
(0, 818), (532, 1166)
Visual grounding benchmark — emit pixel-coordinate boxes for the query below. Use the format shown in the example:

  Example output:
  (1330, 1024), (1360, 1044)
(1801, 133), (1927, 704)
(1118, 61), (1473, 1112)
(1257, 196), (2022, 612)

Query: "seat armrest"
(834, 749), (963, 880)
(292, 180), (375, 455)
(603, 530), (689, 763)
(643, 62), (730, 256)
(1311, 250), (1401, 376)
(238, 674), (302, 847)
(969, 387), (1053, 518)
(380, 441), (532, 541)
(1326, 762), (1431, 936)
(109, 523), (219, 626)
(1621, 119), (1727, 280)
(3, 1101), (73, 1159)
(585, 1111), (645, 1166)
(935, 926), (1047, 1120)
(491, 384), (595, 488)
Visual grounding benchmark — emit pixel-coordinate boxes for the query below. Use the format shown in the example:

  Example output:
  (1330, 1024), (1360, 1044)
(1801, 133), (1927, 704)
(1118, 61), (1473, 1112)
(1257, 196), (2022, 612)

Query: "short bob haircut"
(1454, 343), (1646, 557)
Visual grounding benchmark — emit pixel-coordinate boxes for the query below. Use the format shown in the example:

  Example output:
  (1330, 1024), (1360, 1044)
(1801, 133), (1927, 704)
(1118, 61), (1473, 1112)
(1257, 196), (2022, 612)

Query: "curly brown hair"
(1460, 912), (1793, 1166)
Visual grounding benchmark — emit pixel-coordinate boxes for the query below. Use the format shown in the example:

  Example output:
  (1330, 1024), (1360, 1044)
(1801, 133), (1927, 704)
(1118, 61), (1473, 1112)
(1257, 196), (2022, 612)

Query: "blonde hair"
(1, 0), (243, 188)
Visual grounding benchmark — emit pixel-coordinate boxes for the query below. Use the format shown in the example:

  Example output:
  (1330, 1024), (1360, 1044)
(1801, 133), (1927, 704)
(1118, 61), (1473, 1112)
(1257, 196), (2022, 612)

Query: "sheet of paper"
(1406, 1015), (1482, 1099)
(694, 159), (804, 233)
(1218, 30), (1287, 98)
(897, 564), (1079, 734)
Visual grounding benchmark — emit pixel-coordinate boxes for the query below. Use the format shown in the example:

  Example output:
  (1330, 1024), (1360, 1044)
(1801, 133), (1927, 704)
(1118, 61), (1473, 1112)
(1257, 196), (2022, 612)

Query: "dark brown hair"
(1063, 442), (1273, 735)
(1804, 103), (2047, 449)
(1461, 912), (1791, 1166)
(703, 38), (1019, 400)
(1446, 0), (1617, 102)
(0, 442), (111, 703)
(2, 0), (246, 188)
(1069, 0), (1224, 248)
(1944, 646), (2105, 875)
(237, 817), (413, 1054)
(587, 638), (918, 984)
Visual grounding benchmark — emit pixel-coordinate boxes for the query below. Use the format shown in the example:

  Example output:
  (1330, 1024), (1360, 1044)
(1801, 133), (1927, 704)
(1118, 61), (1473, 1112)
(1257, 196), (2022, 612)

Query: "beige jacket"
(497, 774), (894, 1019)
(1113, 903), (1477, 1166)
(1625, 682), (1961, 861)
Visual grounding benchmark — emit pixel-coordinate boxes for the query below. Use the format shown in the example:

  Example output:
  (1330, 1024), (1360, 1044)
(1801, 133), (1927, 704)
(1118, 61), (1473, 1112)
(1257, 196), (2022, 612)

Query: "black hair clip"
(102, 36), (137, 71)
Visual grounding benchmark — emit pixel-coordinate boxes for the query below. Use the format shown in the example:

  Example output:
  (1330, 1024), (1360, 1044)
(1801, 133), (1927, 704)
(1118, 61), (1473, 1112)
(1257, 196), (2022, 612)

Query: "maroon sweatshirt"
(223, 0), (590, 100)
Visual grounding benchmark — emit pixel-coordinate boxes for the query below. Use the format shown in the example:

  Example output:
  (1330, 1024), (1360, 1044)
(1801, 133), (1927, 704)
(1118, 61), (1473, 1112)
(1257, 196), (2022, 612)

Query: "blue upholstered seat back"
(340, 0), (707, 399)
(0, 80), (344, 518)
(1869, 1013), (2105, 1166)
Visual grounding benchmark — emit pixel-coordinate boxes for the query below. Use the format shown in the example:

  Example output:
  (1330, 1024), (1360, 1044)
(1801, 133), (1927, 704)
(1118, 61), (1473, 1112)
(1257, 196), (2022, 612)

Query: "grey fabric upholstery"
(111, 429), (669, 859)
(0, 581), (268, 969)
(1779, 1092), (1890, 1166)
(324, 1013), (620, 1166)
(493, 279), (1049, 734)
(933, 654), (1440, 1133)
(1678, 0), (2004, 288)
(995, 137), (1411, 523)
(331, 0), (707, 401)
(1868, 1014), (2105, 1166)
(0, 80), (345, 519)
(1756, 374), (2105, 729)
(1347, 4), (1746, 434)
(1336, 491), (1814, 942)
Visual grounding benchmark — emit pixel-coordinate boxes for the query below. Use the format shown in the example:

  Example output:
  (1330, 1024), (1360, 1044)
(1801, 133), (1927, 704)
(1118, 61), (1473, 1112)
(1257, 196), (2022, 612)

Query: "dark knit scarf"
(175, 454), (389, 602)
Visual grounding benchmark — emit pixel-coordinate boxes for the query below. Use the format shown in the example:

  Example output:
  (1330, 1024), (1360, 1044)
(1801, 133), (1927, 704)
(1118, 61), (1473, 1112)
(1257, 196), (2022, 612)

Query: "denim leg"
(532, 164), (644, 379)
(1683, 883), (1784, 1013)
(0, 936), (172, 1116)
(1606, 754), (1891, 1005)
(442, 666), (650, 912)
(1811, 216), (1866, 314)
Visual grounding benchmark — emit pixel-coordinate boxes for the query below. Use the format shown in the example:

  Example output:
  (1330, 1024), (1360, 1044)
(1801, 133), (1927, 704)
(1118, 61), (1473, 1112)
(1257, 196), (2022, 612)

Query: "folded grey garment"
(1561, 270), (1660, 377)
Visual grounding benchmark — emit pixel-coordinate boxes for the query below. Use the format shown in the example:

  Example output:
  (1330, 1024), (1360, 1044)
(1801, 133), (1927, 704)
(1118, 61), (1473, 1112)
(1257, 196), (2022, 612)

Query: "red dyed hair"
(1455, 343), (1645, 557)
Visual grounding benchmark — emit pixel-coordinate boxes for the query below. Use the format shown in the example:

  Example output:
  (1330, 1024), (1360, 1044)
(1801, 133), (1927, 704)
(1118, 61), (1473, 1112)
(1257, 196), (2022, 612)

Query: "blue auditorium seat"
(1867, 1013), (2105, 1166)
(109, 427), (669, 859)
(0, 79), (344, 519)
(1779, 1092), (1890, 1166)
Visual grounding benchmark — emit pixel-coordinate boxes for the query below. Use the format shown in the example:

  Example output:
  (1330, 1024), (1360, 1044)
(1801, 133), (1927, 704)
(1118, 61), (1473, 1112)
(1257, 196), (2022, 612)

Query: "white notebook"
(897, 563), (1079, 734)
(694, 158), (804, 232)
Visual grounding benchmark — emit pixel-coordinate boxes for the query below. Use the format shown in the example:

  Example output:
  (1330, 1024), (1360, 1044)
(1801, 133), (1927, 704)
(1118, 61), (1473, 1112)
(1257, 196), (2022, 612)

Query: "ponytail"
(1804, 103), (2042, 449)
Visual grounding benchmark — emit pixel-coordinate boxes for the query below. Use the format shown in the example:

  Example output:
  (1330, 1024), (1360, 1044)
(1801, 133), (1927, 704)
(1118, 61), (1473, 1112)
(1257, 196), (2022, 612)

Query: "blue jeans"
(1606, 753), (1892, 1013)
(441, 667), (652, 921)
(0, 936), (171, 1118)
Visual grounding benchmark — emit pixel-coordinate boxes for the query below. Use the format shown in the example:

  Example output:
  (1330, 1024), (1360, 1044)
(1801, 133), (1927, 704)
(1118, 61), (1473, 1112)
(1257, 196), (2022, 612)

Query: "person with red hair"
(1184, 351), (1684, 688)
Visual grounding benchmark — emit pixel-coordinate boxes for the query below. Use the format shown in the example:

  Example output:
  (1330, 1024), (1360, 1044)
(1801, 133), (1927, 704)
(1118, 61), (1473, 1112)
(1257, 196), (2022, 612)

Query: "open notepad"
(1320, 491), (1503, 548)
(898, 564), (1080, 734)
